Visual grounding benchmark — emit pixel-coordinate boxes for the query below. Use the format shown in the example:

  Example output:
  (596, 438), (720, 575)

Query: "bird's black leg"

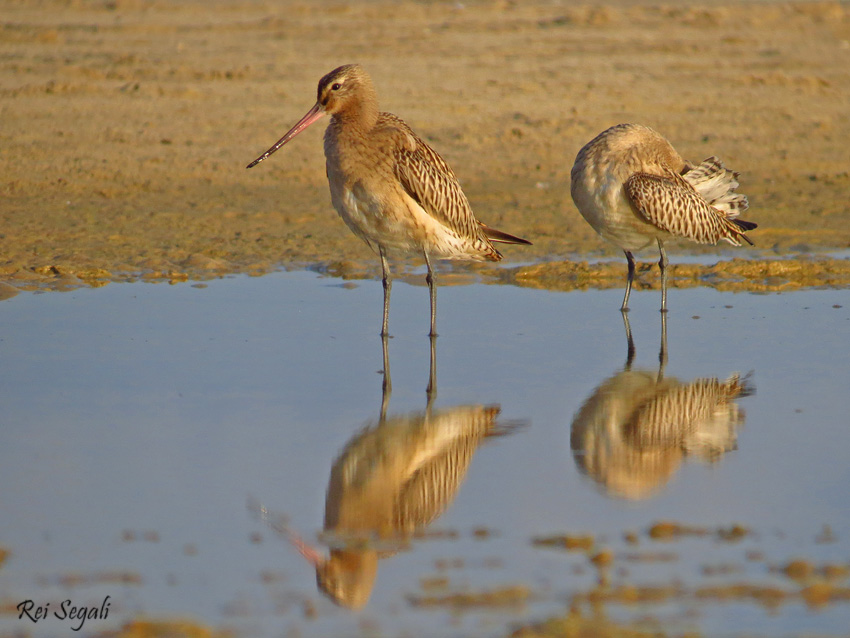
(380, 248), (392, 337)
(622, 250), (636, 311)
(424, 251), (437, 337)
(657, 239), (669, 313)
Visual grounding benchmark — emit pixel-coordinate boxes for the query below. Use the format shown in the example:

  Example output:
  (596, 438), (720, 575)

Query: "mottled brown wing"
(393, 407), (502, 529)
(386, 114), (483, 242)
(624, 171), (745, 246)
(625, 379), (722, 450)
(393, 436), (477, 530)
(626, 376), (750, 456)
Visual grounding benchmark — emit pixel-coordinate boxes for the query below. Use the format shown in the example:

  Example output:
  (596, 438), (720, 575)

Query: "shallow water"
(1, 272), (849, 637)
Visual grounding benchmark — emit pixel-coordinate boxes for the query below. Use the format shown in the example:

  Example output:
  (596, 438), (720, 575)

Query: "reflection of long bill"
(284, 527), (324, 569)
(251, 500), (326, 568)
(275, 401), (526, 609)
(246, 102), (326, 168)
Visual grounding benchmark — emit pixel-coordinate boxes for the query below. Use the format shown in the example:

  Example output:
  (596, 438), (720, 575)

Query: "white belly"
(329, 175), (489, 261)
(572, 167), (662, 253)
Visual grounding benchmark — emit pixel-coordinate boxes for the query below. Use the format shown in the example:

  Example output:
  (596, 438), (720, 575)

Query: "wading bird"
(248, 64), (531, 335)
(570, 123), (756, 311)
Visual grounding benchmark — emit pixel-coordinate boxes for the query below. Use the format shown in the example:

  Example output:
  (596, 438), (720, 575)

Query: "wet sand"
(2, 0), (849, 293)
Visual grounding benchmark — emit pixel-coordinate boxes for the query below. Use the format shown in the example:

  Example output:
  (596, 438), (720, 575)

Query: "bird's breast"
(573, 162), (663, 252)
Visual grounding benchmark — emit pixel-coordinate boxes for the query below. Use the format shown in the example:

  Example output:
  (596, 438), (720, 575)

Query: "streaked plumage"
(570, 123), (756, 310)
(272, 335), (524, 609)
(571, 370), (752, 499)
(625, 374), (752, 457)
(248, 64), (530, 335)
(570, 312), (754, 500)
(305, 404), (511, 609)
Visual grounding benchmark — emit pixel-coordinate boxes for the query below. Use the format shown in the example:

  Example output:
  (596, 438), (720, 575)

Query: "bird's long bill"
(287, 528), (325, 568)
(246, 102), (325, 168)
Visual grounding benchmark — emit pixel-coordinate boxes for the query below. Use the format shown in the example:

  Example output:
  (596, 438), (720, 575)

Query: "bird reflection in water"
(281, 336), (524, 609)
(570, 313), (754, 500)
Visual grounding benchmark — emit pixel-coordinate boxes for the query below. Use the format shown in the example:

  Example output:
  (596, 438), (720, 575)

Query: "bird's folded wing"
(624, 172), (738, 245)
(395, 439), (477, 529)
(389, 118), (481, 241)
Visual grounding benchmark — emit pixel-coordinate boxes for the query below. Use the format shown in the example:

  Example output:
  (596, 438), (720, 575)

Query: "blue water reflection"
(571, 313), (754, 500)
(1, 272), (848, 637)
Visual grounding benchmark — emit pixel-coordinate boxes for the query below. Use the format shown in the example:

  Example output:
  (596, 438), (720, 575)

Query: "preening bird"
(570, 123), (756, 311)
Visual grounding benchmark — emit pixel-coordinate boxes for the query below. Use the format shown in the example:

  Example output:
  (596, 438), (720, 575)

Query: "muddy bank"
(2, 0), (849, 293)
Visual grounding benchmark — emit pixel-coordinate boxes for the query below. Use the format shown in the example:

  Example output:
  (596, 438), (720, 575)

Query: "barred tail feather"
(684, 157), (749, 218)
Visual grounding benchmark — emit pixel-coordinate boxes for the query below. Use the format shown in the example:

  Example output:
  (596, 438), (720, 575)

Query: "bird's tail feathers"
(684, 157), (749, 218)
(725, 371), (756, 399)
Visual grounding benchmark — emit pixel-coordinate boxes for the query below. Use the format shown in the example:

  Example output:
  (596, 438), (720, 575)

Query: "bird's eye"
(331, 82), (342, 91)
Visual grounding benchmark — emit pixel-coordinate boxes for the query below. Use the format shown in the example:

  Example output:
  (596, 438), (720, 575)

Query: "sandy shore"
(2, 0), (849, 294)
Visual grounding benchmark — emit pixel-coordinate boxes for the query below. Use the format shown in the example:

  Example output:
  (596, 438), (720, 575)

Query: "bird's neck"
(333, 92), (380, 133)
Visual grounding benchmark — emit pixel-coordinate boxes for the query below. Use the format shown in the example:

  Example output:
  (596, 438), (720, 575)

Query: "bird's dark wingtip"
(734, 219), (758, 232)
(733, 219), (757, 245)
(482, 225), (533, 246)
